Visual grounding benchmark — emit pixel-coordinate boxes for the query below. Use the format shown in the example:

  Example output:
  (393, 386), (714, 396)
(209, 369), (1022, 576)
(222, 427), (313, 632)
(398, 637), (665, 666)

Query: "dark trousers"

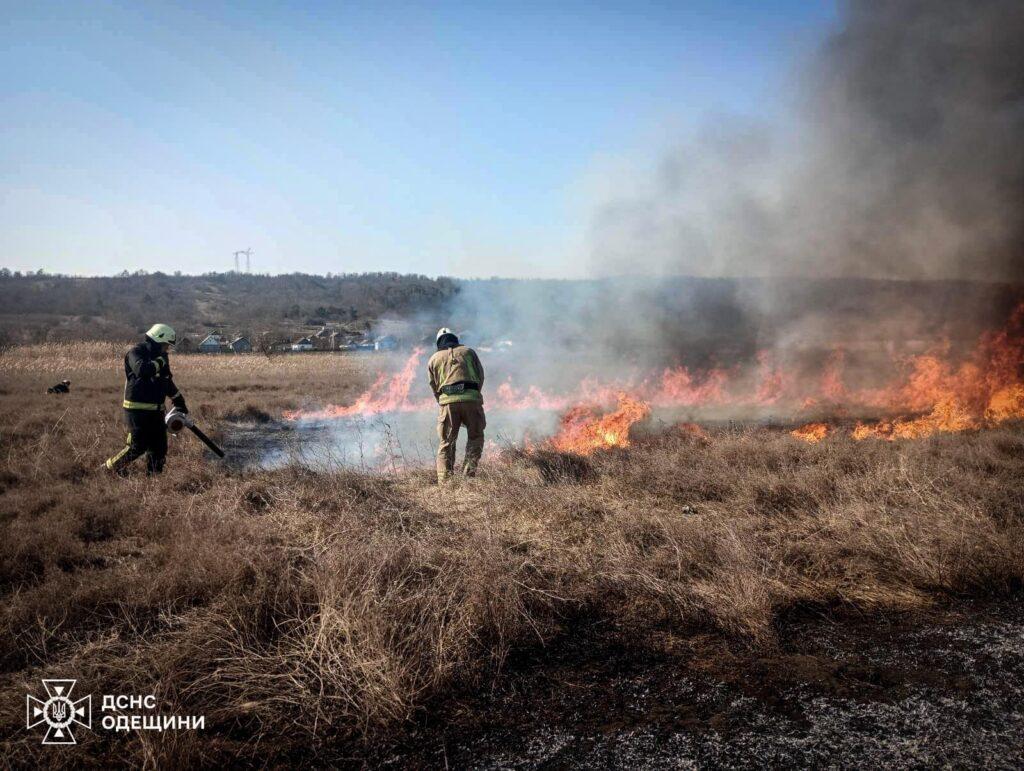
(106, 409), (168, 474)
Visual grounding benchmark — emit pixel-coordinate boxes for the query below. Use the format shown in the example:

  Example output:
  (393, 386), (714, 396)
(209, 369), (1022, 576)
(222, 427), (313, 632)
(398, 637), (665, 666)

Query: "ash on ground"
(220, 408), (809, 472)
(383, 596), (1024, 769)
(223, 409), (562, 471)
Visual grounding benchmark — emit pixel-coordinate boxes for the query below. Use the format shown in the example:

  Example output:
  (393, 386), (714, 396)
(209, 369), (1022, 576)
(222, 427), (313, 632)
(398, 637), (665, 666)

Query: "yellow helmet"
(146, 323), (177, 345)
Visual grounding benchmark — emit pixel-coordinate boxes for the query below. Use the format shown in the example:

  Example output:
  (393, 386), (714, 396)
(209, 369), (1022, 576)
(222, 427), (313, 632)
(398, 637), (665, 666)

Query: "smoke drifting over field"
(591, 0), (1024, 284)
(411, 0), (1024, 444)
(439, 0), (1024, 377)
(291, 1), (1024, 454)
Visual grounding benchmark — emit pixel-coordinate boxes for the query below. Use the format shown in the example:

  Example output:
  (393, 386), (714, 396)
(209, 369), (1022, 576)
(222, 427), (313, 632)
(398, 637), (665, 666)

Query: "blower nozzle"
(166, 409), (225, 458)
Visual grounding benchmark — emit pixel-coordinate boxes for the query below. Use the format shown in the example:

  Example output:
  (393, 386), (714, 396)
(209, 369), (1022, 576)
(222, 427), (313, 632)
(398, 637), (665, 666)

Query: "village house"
(312, 326), (335, 351)
(197, 334), (226, 353)
(230, 336), (252, 353)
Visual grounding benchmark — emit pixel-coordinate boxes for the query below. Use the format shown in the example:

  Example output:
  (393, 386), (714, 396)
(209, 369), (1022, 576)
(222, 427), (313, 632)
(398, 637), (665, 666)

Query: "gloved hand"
(172, 395), (188, 414)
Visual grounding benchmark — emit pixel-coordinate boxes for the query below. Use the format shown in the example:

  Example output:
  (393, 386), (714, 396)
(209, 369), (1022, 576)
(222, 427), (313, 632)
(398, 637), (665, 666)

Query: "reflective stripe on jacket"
(427, 345), (485, 405)
(123, 400), (162, 410)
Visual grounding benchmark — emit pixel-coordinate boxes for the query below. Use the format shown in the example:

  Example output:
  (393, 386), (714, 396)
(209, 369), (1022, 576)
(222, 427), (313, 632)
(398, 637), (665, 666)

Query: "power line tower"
(232, 249), (253, 273)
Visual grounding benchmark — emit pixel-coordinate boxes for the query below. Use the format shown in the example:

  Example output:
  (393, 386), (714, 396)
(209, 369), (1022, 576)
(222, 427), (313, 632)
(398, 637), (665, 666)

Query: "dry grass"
(1, 346), (1023, 767)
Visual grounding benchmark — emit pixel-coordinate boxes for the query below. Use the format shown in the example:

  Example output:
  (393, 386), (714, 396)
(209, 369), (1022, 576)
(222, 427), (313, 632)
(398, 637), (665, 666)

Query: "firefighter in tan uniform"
(427, 328), (485, 483)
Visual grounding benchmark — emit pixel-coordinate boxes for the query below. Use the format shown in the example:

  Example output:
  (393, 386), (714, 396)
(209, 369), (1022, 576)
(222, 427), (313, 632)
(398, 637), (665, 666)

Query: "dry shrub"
(220, 404), (274, 424)
(753, 481), (812, 516)
(504, 447), (597, 484)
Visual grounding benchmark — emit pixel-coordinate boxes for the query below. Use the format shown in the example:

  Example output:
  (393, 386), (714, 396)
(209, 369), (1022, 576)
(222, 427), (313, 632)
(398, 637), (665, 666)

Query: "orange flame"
(548, 395), (651, 455)
(653, 366), (729, 406)
(851, 397), (980, 440)
(754, 350), (792, 405)
(848, 301), (1024, 439)
(282, 347), (430, 420)
(790, 422), (829, 443)
(820, 349), (847, 403)
(985, 383), (1024, 424)
(676, 422), (710, 441)
(283, 301), (1024, 447)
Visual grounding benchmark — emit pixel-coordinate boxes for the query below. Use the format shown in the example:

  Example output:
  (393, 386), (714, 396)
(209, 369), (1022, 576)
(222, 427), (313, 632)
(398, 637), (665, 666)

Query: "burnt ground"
(374, 595), (1024, 769)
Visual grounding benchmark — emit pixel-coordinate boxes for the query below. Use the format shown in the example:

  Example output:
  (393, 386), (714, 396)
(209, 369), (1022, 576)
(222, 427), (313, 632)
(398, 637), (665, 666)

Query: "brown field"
(1, 345), (1023, 767)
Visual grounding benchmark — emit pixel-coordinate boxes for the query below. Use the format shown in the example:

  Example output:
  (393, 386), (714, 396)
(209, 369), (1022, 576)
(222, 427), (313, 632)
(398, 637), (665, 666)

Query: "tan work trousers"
(436, 401), (486, 482)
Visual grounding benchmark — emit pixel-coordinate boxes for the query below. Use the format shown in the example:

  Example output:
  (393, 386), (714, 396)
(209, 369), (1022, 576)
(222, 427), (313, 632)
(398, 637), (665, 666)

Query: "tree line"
(0, 271), (458, 345)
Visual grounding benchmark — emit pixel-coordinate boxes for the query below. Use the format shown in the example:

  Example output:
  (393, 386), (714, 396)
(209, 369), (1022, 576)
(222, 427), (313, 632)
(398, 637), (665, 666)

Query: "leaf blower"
(166, 408), (225, 458)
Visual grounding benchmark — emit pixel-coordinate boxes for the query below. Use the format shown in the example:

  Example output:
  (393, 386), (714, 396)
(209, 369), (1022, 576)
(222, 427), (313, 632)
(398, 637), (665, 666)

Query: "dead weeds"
(0, 351), (1022, 766)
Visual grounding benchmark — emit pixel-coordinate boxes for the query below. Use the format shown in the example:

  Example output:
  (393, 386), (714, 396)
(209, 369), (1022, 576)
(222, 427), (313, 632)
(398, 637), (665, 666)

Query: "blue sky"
(0, 1), (837, 277)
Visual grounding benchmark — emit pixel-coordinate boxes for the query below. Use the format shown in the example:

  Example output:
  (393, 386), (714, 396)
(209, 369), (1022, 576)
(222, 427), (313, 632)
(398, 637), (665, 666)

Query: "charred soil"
(381, 597), (1024, 768)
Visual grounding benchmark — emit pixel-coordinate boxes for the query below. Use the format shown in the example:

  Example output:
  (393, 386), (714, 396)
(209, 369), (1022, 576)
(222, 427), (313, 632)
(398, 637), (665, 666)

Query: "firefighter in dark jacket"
(104, 324), (188, 475)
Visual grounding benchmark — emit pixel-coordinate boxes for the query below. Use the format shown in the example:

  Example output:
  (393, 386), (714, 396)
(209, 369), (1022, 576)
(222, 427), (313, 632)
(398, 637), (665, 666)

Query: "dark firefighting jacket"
(123, 337), (186, 411)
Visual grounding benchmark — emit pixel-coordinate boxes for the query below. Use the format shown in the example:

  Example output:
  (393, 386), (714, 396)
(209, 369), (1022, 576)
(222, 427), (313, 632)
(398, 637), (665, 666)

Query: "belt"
(440, 381), (480, 396)
(123, 400), (162, 410)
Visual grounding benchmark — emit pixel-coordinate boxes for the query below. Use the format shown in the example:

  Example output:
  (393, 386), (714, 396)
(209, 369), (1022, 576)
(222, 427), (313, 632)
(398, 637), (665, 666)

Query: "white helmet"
(436, 327), (455, 343)
(146, 323), (177, 345)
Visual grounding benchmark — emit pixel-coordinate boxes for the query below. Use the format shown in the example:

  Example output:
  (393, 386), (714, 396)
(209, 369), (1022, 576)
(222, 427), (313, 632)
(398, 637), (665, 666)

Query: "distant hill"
(0, 271), (457, 346)
(1, 271), (1021, 368)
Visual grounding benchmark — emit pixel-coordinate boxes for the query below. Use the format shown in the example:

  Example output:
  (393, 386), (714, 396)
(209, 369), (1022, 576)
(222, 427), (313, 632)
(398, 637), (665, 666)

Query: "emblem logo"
(26, 679), (92, 745)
